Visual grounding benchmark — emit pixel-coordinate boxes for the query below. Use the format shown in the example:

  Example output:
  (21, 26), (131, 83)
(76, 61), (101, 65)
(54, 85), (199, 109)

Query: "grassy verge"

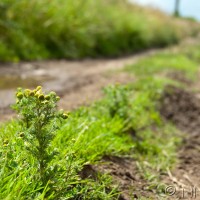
(124, 45), (199, 197)
(0, 0), (199, 61)
(0, 44), (199, 199)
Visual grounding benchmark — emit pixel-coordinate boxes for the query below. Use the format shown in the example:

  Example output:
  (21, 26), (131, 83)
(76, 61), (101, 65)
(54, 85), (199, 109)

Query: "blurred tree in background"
(174, 0), (180, 17)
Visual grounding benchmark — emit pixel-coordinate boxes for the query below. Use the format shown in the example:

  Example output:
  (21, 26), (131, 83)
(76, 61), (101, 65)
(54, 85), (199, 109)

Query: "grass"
(0, 0), (199, 61)
(126, 52), (198, 80)
(128, 77), (182, 189)
(179, 42), (200, 63)
(1, 42), (200, 198)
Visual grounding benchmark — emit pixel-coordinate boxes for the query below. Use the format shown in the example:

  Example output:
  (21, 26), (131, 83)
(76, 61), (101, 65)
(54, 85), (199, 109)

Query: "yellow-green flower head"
(17, 92), (23, 99)
(36, 86), (42, 91)
(50, 91), (56, 97)
(24, 89), (31, 93)
(71, 138), (76, 142)
(62, 113), (68, 119)
(45, 95), (50, 100)
(29, 91), (35, 96)
(24, 89), (31, 96)
(19, 132), (24, 137)
(56, 96), (60, 101)
(3, 139), (9, 145)
(38, 94), (45, 101)
(35, 90), (41, 97)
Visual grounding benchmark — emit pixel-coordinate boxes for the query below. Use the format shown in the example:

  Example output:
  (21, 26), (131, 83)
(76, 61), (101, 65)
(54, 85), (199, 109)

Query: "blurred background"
(0, 0), (199, 120)
(131, 0), (200, 20)
(0, 0), (198, 62)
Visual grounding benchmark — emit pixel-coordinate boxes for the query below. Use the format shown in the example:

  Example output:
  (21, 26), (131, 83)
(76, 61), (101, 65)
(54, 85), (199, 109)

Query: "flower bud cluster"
(15, 86), (68, 120)
(16, 86), (62, 103)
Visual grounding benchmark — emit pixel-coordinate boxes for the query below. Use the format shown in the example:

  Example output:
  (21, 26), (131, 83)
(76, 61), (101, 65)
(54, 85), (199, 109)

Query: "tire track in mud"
(160, 85), (200, 199)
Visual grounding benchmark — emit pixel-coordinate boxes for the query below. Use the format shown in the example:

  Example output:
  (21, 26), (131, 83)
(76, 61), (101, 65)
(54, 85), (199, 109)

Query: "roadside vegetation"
(1, 42), (199, 199)
(125, 46), (199, 192)
(0, 0), (199, 61)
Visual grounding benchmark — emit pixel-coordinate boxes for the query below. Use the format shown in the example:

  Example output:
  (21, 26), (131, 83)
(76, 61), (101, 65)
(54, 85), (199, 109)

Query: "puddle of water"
(0, 75), (52, 90)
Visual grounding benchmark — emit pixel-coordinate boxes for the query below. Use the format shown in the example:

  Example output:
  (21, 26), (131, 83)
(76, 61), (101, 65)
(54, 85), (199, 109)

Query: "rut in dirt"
(160, 85), (200, 195)
(79, 155), (155, 200)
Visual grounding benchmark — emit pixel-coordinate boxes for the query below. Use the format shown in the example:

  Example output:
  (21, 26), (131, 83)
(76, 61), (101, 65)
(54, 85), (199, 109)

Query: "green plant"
(103, 84), (130, 120)
(126, 52), (198, 80)
(12, 86), (68, 187)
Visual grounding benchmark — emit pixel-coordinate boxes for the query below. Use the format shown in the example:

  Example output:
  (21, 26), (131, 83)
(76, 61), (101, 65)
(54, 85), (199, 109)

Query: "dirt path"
(1, 35), (199, 122)
(0, 49), (158, 122)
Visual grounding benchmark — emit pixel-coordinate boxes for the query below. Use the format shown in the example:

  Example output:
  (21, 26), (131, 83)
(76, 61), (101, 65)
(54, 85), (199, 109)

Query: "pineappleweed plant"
(12, 86), (68, 187)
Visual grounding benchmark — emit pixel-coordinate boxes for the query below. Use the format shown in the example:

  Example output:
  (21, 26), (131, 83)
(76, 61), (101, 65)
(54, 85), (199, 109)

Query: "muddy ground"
(80, 156), (155, 199)
(0, 50), (159, 122)
(161, 86), (200, 199)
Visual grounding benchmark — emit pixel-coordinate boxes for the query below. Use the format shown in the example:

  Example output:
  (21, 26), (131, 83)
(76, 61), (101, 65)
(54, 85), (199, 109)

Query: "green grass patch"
(124, 49), (199, 195)
(126, 52), (198, 80)
(179, 43), (200, 63)
(130, 77), (181, 184)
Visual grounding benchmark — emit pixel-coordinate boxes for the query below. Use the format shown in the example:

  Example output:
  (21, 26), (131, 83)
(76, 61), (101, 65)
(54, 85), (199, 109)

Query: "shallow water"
(130, 0), (200, 20)
(0, 75), (51, 90)
(0, 62), (54, 110)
